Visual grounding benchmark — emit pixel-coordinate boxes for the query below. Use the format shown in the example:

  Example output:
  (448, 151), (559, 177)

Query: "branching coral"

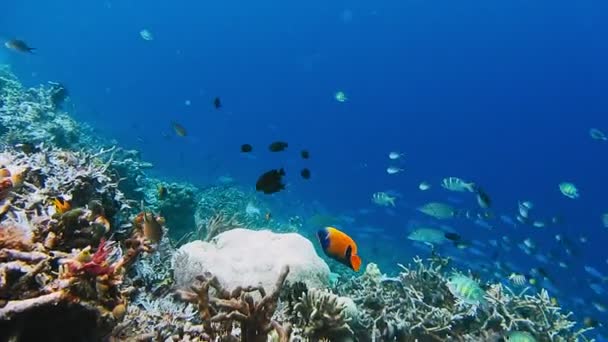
(291, 288), (355, 340)
(335, 255), (592, 342)
(0, 66), (91, 149)
(177, 265), (292, 341)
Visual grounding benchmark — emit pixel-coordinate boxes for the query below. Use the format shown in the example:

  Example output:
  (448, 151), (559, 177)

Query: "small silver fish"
(590, 128), (607, 141)
(386, 166), (403, 174)
(388, 151), (404, 160)
(418, 181), (431, 191)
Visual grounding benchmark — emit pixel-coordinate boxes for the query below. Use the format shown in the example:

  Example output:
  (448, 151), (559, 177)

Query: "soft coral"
(68, 239), (115, 276)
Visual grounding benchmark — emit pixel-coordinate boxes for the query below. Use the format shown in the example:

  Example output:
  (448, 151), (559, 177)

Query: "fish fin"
(27, 47), (36, 53)
(317, 228), (330, 250)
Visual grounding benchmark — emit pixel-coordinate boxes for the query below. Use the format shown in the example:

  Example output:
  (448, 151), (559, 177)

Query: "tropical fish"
(407, 228), (449, 245)
(317, 226), (361, 271)
(157, 184), (167, 200)
(171, 121), (187, 137)
(418, 202), (456, 219)
(93, 215), (111, 233)
(508, 273), (527, 286)
(139, 29), (154, 41)
(51, 197), (72, 214)
(255, 168), (286, 194)
(418, 181), (431, 191)
(388, 151), (404, 160)
(386, 166), (403, 175)
(268, 141), (288, 152)
(300, 168), (311, 180)
(241, 144), (253, 152)
(441, 177), (475, 192)
(446, 273), (486, 306)
(143, 211), (163, 243)
(301, 150), (310, 159)
(5, 39), (36, 53)
(558, 182), (579, 199)
(265, 212), (272, 221)
(589, 128), (607, 141)
(334, 91), (347, 102)
(444, 232), (461, 241)
(475, 187), (491, 208)
(371, 192), (395, 207)
(213, 97), (222, 109)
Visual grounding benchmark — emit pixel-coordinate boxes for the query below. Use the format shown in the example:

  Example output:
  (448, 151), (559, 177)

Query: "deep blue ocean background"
(2, 0), (608, 335)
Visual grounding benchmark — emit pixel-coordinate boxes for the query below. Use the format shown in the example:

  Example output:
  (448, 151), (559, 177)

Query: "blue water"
(3, 0), (608, 335)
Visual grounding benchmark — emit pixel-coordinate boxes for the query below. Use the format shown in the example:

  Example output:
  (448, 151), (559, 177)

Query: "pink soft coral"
(68, 239), (115, 276)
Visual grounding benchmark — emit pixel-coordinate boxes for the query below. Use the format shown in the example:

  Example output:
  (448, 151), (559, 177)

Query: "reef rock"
(173, 228), (330, 293)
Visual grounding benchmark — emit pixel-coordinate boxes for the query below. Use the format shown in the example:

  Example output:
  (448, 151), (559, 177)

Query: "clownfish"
(317, 226), (362, 272)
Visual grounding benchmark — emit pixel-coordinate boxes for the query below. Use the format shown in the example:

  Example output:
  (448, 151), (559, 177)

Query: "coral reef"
(0, 66), (594, 342)
(0, 65), (101, 150)
(0, 146), (142, 340)
(335, 255), (593, 342)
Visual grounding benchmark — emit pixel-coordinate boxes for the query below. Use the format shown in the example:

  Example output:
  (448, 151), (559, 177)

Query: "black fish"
(213, 97), (221, 109)
(268, 141), (288, 152)
(241, 144), (253, 152)
(300, 168), (311, 179)
(301, 150), (310, 159)
(15, 142), (38, 154)
(444, 232), (461, 241)
(5, 39), (36, 54)
(256, 168), (286, 194)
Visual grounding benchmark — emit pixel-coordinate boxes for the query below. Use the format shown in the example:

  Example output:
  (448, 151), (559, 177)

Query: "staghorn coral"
(177, 265), (292, 342)
(291, 288), (355, 340)
(334, 255), (593, 342)
(111, 292), (200, 341)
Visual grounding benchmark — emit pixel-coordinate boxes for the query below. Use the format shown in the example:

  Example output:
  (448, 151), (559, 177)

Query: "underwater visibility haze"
(1, 0), (608, 341)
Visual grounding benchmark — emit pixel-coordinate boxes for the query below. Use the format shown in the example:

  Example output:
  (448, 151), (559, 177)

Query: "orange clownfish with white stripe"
(317, 226), (362, 272)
